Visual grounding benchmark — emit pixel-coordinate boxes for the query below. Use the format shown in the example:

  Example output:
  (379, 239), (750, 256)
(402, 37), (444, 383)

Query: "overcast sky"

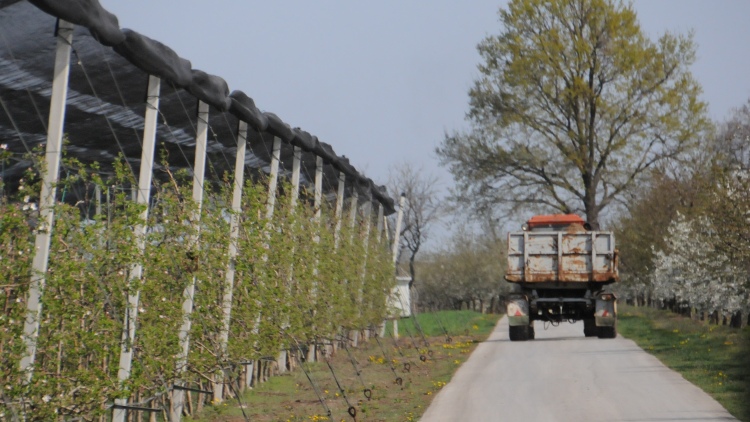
(103, 0), (750, 212)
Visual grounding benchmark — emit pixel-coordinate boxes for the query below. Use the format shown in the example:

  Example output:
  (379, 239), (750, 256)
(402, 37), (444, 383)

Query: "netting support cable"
(172, 100), (210, 422)
(19, 18), (75, 381)
(112, 74), (161, 422)
(340, 337), (371, 400)
(324, 355), (357, 420)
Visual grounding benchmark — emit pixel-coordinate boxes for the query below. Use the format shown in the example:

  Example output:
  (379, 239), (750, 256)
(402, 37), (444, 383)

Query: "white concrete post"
(359, 200), (373, 279)
(172, 101), (210, 420)
(290, 146), (301, 208)
(95, 185), (102, 217)
(20, 19), (75, 379)
(359, 201), (373, 341)
(348, 190), (359, 240)
(276, 146), (302, 374)
(306, 156), (324, 363)
(216, 121), (248, 401)
(347, 190), (359, 346)
(112, 75), (161, 422)
(333, 172), (345, 249)
(383, 216), (391, 245)
(392, 194), (406, 267)
(388, 194), (406, 340)
(266, 137), (281, 220)
(375, 203), (384, 245)
(314, 156), (323, 221)
(375, 203), (387, 338)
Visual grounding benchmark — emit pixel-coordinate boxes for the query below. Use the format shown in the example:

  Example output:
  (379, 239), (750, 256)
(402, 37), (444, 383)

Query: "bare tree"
(389, 163), (441, 289)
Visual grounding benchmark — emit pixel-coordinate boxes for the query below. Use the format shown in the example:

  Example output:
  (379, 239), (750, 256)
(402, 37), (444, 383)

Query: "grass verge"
(618, 304), (750, 421)
(186, 311), (501, 422)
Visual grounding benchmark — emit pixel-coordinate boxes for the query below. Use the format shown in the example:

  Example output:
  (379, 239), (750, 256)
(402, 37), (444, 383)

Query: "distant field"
(187, 311), (501, 422)
(618, 304), (750, 422)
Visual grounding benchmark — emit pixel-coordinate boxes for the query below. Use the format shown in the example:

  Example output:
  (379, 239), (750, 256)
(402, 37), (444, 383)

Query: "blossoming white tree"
(651, 213), (748, 322)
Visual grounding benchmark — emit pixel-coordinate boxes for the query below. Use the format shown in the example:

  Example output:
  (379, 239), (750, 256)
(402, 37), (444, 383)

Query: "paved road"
(421, 317), (737, 422)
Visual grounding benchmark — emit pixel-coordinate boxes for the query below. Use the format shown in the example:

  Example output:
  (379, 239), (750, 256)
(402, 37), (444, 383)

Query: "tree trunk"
(730, 311), (742, 328)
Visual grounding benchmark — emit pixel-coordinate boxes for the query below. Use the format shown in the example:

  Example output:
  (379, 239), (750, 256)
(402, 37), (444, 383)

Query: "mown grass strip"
(618, 304), (750, 422)
(388, 310), (500, 339)
(186, 311), (501, 422)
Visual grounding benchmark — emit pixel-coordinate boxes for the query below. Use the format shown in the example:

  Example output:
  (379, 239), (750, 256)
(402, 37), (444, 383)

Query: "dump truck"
(505, 214), (619, 341)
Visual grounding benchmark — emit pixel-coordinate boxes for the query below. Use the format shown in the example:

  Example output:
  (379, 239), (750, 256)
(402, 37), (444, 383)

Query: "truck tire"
(597, 325), (617, 339)
(528, 324), (535, 340)
(583, 318), (597, 337)
(509, 325), (529, 341)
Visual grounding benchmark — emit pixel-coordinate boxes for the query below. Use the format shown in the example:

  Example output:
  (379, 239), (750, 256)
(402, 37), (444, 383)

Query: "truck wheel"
(509, 325), (529, 341)
(583, 318), (597, 337)
(528, 324), (535, 340)
(597, 325), (617, 339)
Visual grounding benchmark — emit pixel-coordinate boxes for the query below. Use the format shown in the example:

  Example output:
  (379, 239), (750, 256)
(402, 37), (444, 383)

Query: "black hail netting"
(0, 0), (395, 212)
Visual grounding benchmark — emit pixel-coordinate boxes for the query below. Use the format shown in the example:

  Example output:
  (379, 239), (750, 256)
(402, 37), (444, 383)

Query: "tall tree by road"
(437, 0), (710, 228)
(389, 163), (441, 289)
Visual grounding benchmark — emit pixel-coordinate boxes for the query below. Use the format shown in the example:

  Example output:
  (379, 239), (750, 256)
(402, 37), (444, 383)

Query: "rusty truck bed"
(505, 230), (619, 284)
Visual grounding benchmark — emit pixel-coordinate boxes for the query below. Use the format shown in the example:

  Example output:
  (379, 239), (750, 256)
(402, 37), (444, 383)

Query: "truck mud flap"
(506, 295), (529, 326)
(595, 292), (617, 327)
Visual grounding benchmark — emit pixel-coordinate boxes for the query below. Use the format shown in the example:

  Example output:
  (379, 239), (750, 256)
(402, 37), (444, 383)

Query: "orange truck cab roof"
(527, 214), (585, 228)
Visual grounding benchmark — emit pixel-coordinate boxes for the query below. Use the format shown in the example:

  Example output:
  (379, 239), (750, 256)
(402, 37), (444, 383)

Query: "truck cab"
(505, 214), (618, 341)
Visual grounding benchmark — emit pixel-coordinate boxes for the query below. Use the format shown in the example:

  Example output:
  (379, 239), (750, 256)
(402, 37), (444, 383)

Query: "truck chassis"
(504, 215), (619, 341)
(507, 288), (617, 341)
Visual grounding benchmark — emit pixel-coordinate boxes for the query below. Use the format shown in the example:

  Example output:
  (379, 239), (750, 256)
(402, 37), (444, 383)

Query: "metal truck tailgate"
(506, 231), (618, 283)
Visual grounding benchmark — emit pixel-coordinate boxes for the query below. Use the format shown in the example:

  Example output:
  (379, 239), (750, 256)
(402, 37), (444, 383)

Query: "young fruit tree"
(437, 0), (710, 228)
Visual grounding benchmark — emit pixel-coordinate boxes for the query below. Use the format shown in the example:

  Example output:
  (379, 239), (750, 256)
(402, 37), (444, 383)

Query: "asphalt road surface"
(421, 317), (737, 422)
